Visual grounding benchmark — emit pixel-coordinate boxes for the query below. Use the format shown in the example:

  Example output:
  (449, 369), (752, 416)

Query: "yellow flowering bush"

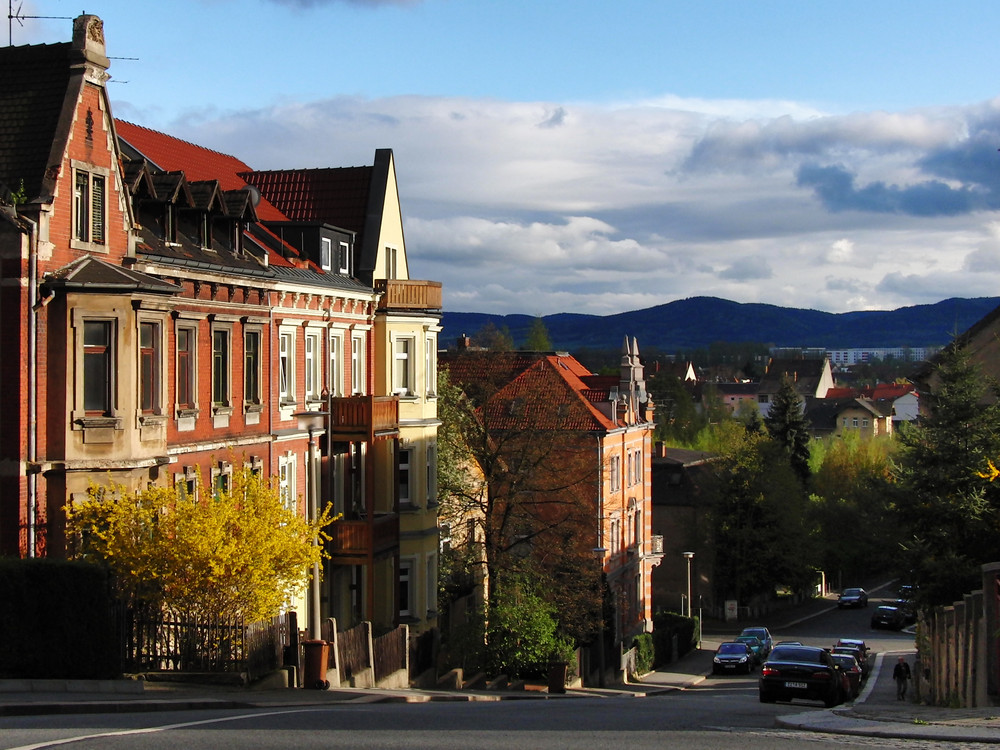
(66, 465), (336, 622)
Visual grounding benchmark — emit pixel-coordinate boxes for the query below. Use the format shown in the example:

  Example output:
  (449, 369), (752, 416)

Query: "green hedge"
(651, 611), (699, 666)
(0, 558), (119, 679)
(632, 633), (655, 675)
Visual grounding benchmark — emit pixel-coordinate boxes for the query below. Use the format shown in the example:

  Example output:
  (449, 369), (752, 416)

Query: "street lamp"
(295, 410), (328, 640)
(682, 552), (695, 618)
(592, 546), (607, 688)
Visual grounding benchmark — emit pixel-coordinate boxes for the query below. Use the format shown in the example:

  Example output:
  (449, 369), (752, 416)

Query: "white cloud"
(160, 92), (1000, 316)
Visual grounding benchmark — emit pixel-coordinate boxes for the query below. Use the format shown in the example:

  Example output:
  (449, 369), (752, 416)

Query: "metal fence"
(118, 604), (292, 681)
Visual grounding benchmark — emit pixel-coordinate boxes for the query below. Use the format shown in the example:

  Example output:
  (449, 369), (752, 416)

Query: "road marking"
(4, 707), (325, 750)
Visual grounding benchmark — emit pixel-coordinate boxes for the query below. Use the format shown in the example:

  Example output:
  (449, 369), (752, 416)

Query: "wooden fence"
(373, 625), (407, 682)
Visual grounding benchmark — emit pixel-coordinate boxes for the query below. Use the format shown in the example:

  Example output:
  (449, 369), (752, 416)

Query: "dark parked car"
(831, 645), (869, 678)
(734, 635), (765, 665)
(758, 644), (844, 707)
(712, 641), (756, 675)
(837, 587), (868, 608)
(739, 626), (773, 656)
(895, 585), (917, 624)
(871, 604), (906, 630)
(830, 653), (863, 699)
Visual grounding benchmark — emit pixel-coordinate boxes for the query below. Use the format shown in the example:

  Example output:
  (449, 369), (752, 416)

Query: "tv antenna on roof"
(8, 1), (71, 46)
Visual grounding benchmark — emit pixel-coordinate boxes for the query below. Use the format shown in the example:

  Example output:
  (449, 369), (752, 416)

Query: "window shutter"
(91, 175), (106, 244)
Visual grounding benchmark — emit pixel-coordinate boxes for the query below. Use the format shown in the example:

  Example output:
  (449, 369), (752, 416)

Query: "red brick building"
(0, 15), (441, 637)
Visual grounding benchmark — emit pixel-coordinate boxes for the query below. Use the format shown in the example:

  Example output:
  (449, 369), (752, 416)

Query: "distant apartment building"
(827, 347), (939, 366)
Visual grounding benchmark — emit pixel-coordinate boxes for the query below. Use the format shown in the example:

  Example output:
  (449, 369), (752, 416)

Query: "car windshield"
(769, 646), (821, 663)
(842, 588), (862, 596)
(832, 654), (858, 668)
(718, 643), (747, 654)
(878, 606), (898, 612)
(742, 628), (766, 638)
(736, 636), (760, 645)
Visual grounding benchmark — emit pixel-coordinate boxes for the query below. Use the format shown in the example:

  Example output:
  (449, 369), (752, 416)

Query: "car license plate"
(785, 681), (807, 689)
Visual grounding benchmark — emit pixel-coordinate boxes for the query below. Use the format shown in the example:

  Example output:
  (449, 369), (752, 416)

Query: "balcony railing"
(327, 395), (399, 440)
(374, 279), (443, 311)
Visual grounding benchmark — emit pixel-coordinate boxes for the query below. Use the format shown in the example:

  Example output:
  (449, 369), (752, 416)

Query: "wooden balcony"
(327, 395), (399, 441)
(327, 514), (399, 561)
(374, 279), (443, 311)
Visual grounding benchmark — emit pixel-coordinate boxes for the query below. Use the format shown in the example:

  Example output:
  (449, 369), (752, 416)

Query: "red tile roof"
(241, 167), (372, 232)
(115, 120), (288, 222)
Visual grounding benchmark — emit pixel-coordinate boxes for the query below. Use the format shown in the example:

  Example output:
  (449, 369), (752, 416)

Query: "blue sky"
(18, 0), (1000, 316)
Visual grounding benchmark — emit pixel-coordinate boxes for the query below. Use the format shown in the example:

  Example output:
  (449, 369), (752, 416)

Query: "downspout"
(24, 214), (38, 558)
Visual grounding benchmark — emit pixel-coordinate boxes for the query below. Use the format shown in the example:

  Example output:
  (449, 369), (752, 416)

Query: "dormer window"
(200, 212), (211, 250)
(164, 204), (176, 243)
(339, 241), (351, 275)
(321, 238), (332, 271)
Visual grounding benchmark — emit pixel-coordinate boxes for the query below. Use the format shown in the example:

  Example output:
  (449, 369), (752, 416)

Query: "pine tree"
(522, 317), (553, 351)
(764, 376), (812, 486)
(893, 346), (1000, 606)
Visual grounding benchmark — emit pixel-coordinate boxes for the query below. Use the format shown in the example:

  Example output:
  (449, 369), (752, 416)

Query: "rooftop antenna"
(8, 1), (71, 46)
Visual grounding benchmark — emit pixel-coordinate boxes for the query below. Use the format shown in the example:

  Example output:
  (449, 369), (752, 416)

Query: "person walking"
(892, 655), (911, 700)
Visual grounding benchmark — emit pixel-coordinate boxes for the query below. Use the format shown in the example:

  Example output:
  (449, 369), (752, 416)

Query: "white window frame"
(351, 332), (366, 395)
(278, 452), (297, 513)
(338, 241), (351, 274)
(279, 328), (296, 405)
(328, 330), (344, 398)
(426, 443), (437, 507)
(399, 557), (414, 618)
(243, 326), (263, 409)
(424, 334), (437, 397)
(320, 237), (332, 271)
(392, 336), (414, 395)
(174, 319), (199, 417)
(305, 329), (321, 402)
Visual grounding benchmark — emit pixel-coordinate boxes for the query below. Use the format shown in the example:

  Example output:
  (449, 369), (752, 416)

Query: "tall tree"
(708, 431), (814, 603)
(522, 317), (553, 351)
(437, 356), (601, 649)
(473, 322), (514, 351)
(892, 346), (1000, 606)
(764, 376), (812, 486)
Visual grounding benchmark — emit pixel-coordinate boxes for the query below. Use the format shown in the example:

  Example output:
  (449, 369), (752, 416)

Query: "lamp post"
(295, 410), (328, 640)
(682, 552), (695, 618)
(592, 546), (607, 688)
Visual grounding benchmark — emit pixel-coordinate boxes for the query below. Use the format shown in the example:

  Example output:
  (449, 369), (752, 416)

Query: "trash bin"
(547, 661), (568, 694)
(302, 639), (330, 690)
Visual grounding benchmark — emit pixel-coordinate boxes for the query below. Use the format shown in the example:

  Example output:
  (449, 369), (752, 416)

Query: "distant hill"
(441, 296), (1000, 352)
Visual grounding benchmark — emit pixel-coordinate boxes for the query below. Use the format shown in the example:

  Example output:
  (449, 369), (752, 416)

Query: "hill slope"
(441, 296), (1000, 352)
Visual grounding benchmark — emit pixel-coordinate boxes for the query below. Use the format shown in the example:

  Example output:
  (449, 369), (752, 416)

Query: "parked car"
(735, 635), (765, 665)
(895, 585), (917, 624)
(831, 645), (869, 679)
(871, 604), (906, 630)
(712, 642), (756, 675)
(830, 653), (863, 699)
(834, 638), (869, 656)
(758, 644), (844, 707)
(837, 587), (868, 608)
(739, 626), (773, 656)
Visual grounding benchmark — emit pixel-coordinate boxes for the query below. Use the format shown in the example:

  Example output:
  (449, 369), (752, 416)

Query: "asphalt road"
(0, 592), (932, 750)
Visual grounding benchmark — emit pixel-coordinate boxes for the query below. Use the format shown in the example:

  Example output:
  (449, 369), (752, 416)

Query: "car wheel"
(759, 691), (775, 703)
(824, 689), (840, 708)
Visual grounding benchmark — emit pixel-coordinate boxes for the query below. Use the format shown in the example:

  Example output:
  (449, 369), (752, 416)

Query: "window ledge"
(175, 407), (199, 419)
(139, 414), (168, 426)
(244, 403), (264, 414)
(212, 405), (234, 417)
(76, 415), (122, 430)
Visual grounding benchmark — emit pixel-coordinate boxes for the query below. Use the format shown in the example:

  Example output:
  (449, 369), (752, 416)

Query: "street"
(0, 592), (947, 750)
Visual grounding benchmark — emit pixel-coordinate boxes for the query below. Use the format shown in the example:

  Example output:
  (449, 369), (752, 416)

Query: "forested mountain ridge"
(441, 296), (1000, 352)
